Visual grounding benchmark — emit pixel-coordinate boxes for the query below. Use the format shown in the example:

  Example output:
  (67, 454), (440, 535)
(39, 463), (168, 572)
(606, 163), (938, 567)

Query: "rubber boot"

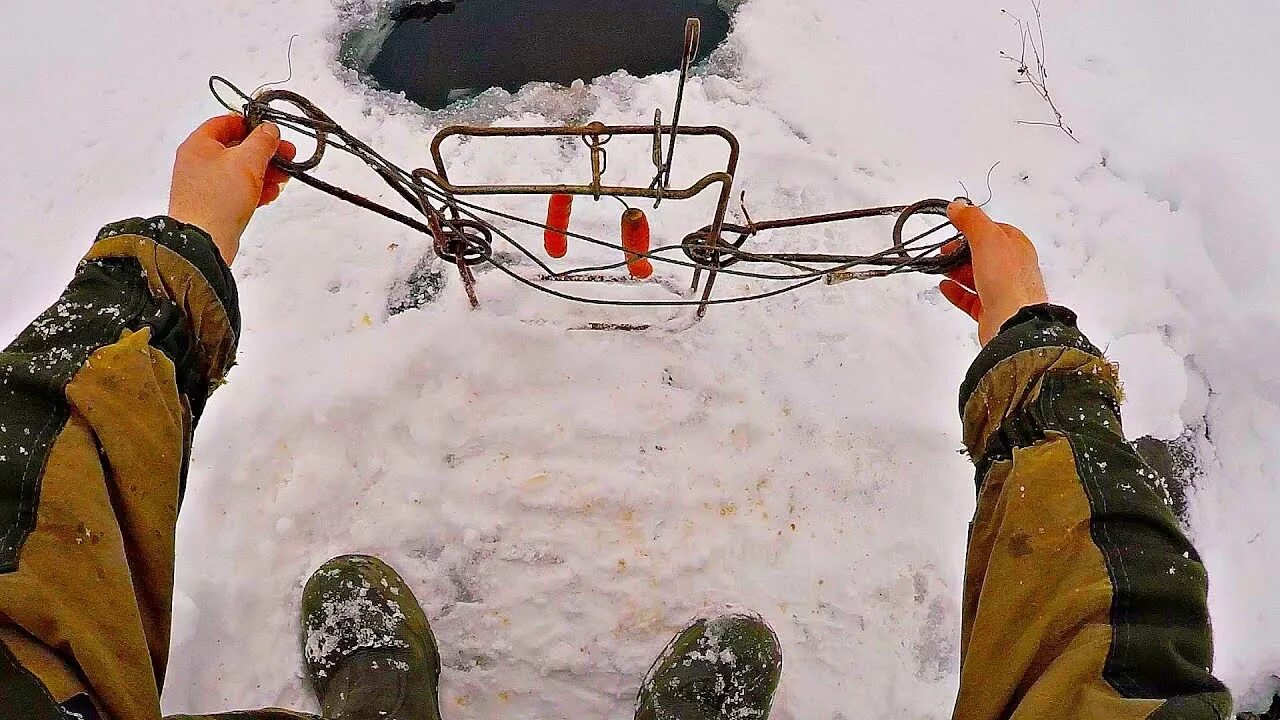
(300, 555), (443, 720)
(635, 612), (783, 720)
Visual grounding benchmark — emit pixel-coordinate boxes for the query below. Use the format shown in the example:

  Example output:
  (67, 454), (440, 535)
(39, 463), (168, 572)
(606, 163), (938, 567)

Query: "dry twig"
(1000, 1), (1079, 143)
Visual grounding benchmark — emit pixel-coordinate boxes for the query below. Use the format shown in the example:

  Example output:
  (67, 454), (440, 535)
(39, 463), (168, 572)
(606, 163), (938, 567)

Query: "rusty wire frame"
(211, 18), (969, 330)
(417, 120), (742, 316)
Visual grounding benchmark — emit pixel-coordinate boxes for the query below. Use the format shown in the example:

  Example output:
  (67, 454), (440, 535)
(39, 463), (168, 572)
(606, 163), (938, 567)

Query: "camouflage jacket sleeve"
(951, 304), (1231, 720)
(0, 217), (238, 719)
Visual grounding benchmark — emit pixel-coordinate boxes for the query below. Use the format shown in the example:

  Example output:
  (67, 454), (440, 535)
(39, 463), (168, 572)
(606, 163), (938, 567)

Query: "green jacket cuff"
(95, 217), (240, 337)
(87, 217), (241, 409)
(958, 304), (1098, 417)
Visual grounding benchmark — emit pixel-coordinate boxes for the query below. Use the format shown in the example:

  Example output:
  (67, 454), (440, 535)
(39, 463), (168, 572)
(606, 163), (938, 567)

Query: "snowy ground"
(3, 1), (1278, 717)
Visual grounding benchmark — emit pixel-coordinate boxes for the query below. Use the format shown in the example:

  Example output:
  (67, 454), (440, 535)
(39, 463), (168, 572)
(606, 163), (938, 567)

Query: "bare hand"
(168, 115), (297, 265)
(940, 200), (1049, 345)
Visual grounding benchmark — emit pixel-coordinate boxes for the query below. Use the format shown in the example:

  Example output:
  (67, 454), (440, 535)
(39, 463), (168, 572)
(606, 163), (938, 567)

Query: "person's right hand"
(940, 200), (1049, 346)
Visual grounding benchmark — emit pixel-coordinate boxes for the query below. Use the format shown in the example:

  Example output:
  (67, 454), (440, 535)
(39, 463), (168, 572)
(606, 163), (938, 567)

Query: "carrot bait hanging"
(544, 194), (573, 258)
(621, 208), (654, 279)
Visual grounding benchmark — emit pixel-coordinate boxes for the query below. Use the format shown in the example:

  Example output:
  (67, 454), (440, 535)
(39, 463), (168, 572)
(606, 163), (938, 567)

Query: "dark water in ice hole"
(366, 0), (732, 109)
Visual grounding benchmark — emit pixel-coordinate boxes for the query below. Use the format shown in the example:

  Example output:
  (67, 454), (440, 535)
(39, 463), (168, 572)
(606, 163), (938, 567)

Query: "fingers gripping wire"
(208, 75), (969, 317)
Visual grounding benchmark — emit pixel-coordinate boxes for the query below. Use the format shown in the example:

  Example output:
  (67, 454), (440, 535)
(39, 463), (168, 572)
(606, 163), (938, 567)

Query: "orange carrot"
(621, 208), (654, 279)
(544, 194), (573, 258)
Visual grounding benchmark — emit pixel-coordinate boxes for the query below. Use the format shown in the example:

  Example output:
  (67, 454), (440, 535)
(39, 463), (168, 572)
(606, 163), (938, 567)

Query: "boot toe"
(300, 554), (442, 720)
(301, 555), (418, 681)
(636, 611), (782, 720)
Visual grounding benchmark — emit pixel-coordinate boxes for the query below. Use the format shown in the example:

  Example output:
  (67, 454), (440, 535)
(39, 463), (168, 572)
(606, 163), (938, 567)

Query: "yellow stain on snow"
(612, 604), (668, 640)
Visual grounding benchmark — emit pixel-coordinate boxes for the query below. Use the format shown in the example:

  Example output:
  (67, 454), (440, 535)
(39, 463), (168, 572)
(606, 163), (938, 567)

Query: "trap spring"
(212, 18), (969, 328)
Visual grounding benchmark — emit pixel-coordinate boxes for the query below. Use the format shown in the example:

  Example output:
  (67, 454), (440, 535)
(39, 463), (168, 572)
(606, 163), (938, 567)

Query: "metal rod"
(427, 124), (739, 200)
(748, 205), (919, 231)
(657, 18), (701, 201)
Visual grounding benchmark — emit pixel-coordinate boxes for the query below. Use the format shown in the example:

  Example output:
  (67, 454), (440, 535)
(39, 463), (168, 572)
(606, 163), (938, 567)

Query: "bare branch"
(1000, 1), (1079, 143)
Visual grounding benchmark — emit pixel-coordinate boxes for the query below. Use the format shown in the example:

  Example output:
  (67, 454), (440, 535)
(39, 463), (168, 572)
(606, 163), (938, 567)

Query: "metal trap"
(212, 19), (968, 331)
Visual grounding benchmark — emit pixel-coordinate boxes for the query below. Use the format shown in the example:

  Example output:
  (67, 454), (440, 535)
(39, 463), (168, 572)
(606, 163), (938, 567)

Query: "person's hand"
(939, 200), (1049, 346)
(168, 115), (297, 265)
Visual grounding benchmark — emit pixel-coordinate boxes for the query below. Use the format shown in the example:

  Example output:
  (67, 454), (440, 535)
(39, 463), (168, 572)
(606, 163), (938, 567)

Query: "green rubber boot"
(300, 555), (443, 720)
(635, 612), (783, 720)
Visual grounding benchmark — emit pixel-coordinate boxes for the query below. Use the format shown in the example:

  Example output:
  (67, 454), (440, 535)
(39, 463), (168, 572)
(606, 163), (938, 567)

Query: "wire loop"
(245, 88), (331, 172)
(433, 219), (494, 266)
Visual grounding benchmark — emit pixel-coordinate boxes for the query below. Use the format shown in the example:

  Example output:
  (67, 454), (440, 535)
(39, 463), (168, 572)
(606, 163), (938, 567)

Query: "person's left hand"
(168, 115), (297, 265)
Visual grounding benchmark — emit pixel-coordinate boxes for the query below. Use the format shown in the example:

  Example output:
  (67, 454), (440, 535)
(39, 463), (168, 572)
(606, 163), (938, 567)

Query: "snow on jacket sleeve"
(951, 304), (1232, 720)
(0, 217), (238, 719)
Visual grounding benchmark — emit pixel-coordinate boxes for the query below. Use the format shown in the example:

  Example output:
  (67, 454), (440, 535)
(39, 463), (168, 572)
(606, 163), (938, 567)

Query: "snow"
(2, 0), (1278, 717)
(1106, 331), (1188, 440)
